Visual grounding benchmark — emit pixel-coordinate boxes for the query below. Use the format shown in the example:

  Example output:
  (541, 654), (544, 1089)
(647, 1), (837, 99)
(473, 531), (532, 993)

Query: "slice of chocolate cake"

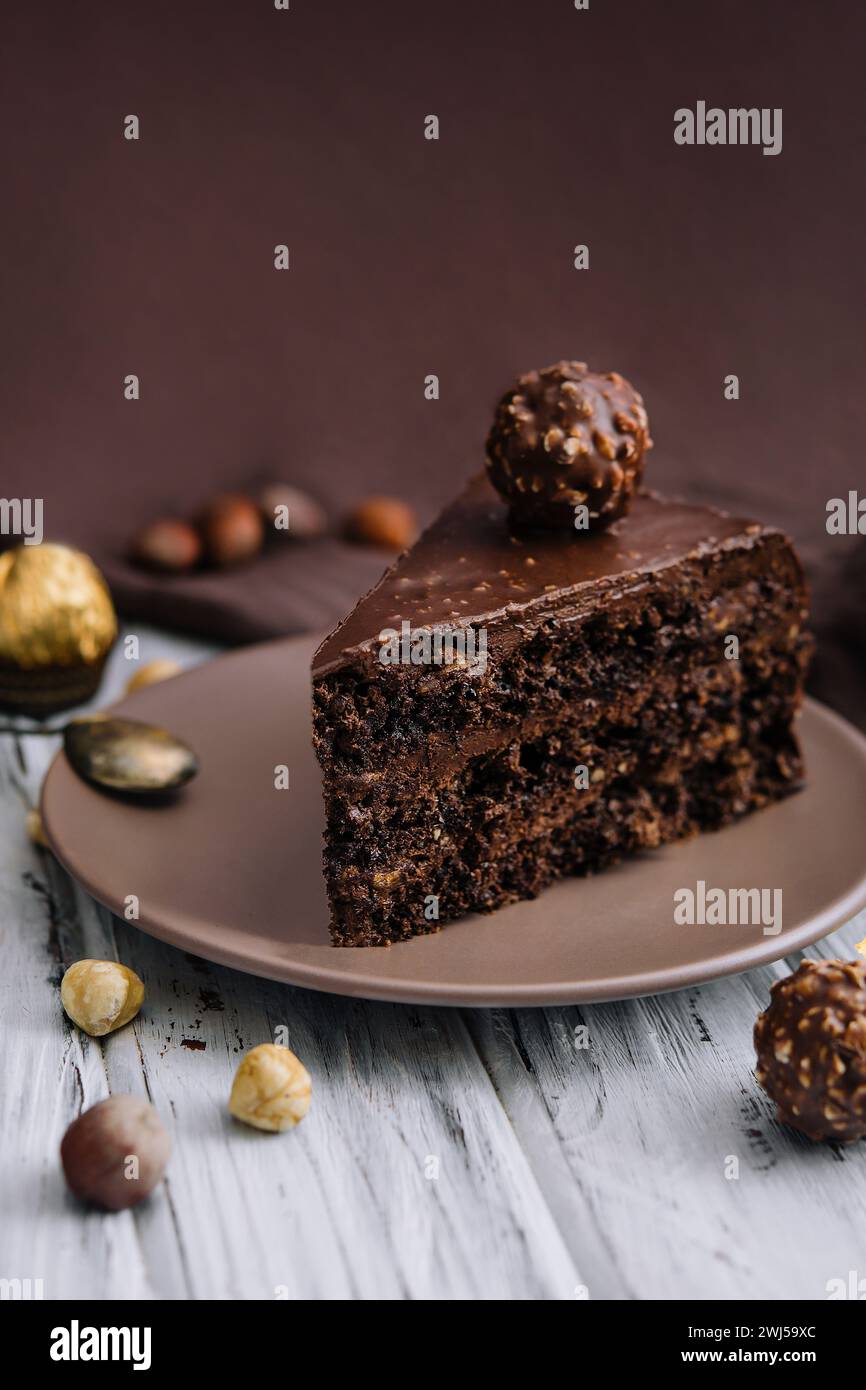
(313, 364), (811, 946)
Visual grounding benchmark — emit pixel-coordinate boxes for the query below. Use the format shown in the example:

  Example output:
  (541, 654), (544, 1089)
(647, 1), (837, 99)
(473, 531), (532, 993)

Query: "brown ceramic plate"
(41, 635), (866, 1007)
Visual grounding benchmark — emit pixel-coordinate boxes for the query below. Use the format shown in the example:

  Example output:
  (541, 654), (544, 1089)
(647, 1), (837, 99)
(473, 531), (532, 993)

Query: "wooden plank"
(469, 912), (866, 1301)
(0, 732), (153, 1300)
(106, 932), (581, 1300)
(5, 624), (865, 1300)
(1, 627), (580, 1300)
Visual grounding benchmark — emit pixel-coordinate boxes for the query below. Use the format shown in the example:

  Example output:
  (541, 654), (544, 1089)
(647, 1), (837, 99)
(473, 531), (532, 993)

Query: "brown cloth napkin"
(2, 0), (864, 724)
(103, 536), (395, 650)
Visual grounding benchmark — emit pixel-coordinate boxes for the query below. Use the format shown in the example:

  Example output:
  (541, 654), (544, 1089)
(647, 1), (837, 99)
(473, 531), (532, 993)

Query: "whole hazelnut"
(345, 496), (417, 550)
(61, 959), (145, 1037)
(124, 659), (183, 695)
(60, 1095), (171, 1210)
(27, 808), (49, 848)
(131, 518), (202, 573)
(259, 483), (327, 539)
(228, 1043), (312, 1132)
(199, 494), (264, 568)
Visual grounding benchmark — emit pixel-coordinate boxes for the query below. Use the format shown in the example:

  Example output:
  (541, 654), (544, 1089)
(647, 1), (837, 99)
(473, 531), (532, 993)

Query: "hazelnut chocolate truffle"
(0, 544), (117, 716)
(754, 959), (866, 1142)
(485, 360), (651, 531)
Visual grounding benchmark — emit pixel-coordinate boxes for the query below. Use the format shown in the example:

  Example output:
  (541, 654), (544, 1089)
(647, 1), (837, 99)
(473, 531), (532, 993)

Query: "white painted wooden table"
(2, 626), (865, 1302)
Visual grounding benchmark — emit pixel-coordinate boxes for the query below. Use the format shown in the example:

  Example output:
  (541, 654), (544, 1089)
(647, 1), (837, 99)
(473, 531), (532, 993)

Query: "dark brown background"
(2, 0), (864, 720)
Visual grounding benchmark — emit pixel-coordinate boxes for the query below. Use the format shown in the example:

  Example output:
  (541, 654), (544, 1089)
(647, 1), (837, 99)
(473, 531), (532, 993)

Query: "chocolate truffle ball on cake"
(485, 360), (652, 531)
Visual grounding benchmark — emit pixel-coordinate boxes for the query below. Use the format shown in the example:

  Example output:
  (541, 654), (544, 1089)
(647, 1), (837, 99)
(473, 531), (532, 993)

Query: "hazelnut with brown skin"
(60, 1095), (171, 1210)
(345, 496), (417, 550)
(199, 494), (265, 568)
(260, 483), (328, 539)
(754, 958), (866, 1142)
(131, 518), (202, 573)
(486, 360), (652, 532)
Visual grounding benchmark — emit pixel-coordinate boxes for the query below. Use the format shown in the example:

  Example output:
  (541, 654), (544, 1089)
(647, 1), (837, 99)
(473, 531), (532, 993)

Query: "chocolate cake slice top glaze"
(313, 472), (778, 680)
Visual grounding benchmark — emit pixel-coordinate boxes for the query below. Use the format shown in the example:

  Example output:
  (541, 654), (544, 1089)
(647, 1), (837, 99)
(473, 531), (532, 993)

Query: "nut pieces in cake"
(486, 360), (651, 531)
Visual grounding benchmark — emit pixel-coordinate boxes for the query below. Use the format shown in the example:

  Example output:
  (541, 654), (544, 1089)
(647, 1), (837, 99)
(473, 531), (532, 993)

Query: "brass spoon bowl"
(0, 716), (198, 795)
(63, 718), (198, 794)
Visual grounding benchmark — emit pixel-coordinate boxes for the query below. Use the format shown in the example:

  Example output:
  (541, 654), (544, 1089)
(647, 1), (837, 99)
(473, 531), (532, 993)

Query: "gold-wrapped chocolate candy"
(0, 544), (117, 716)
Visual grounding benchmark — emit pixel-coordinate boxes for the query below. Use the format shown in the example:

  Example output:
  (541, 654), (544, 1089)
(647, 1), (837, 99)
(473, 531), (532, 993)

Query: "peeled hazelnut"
(131, 518), (202, 573)
(124, 659), (183, 695)
(199, 494), (264, 568)
(61, 959), (144, 1037)
(228, 1043), (312, 1132)
(345, 496), (417, 550)
(259, 482), (327, 539)
(27, 808), (49, 848)
(60, 1095), (171, 1210)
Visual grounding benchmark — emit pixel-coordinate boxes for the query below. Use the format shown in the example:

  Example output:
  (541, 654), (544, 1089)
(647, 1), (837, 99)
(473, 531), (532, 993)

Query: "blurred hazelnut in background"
(259, 482), (327, 539)
(198, 494), (265, 568)
(131, 518), (203, 573)
(60, 1095), (170, 1210)
(124, 659), (183, 695)
(344, 496), (417, 550)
